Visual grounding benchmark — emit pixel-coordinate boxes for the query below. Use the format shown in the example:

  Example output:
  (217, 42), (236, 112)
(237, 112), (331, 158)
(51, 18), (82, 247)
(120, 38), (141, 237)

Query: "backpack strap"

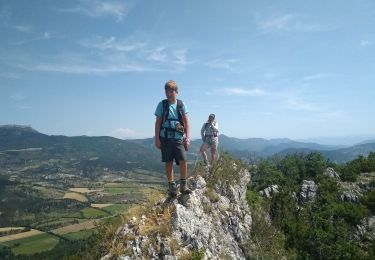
(204, 122), (209, 138)
(177, 99), (184, 127)
(160, 99), (185, 139)
(161, 99), (169, 125)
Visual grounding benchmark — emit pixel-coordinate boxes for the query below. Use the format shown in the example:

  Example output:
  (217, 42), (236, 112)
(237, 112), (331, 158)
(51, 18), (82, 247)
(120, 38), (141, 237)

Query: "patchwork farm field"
(69, 187), (102, 193)
(63, 192), (88, 202)
(1, 233), (59, 256)
(52, 220), (97, 235)
(0, 176), (164, 257)
(62, 229), (94, 241)
(0, 229), (44, 243)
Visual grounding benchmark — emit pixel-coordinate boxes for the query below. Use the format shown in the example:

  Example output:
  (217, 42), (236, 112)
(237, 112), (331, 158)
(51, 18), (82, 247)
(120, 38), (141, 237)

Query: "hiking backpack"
(161, 99), (184, 139)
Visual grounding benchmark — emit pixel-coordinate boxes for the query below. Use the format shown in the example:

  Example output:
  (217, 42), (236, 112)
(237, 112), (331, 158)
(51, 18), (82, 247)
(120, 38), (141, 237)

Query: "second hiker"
(200, 113), (219, 166)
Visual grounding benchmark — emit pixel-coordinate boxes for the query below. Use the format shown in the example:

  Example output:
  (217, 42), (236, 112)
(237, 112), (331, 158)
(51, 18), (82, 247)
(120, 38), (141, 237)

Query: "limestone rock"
(259, 185), (279, 198)
(323, 167), (341, 180)
(355, 216), (375, 242)
(101, 170), (252, 260)
(299, 180), (318, 203)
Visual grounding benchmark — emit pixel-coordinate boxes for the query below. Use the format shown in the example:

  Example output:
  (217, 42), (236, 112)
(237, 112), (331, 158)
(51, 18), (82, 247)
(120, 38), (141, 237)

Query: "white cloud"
(225, 88), (266, 96)
(13, 47), (191, 74)
(110, 128), (142, 139)
(146, 47), (191, 66)
(16, 62), (156, 75)
(80, 36), (146, 52)
(207, 87), (267, 97)
(302, 73), (338, 81)
(278, 91), (320, 112)
(81, 36), (191, 65)
(257, 13), (335, 32)
(9, 34), (191, 75)
(61, 0), (129, 22)
(147, 47), (168, 62)
(259, 14), (297, 30)
(207, 86), (327, 113)
(205, 58), (238, 71)
(14, 25), (34, 33)
(173, 49), (191, 66)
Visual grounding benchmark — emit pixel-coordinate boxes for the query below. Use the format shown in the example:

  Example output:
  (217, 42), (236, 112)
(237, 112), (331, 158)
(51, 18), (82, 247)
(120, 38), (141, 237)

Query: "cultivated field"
(63, 229), (94, 241)
(0, 168), (162, 257)
(63, 192), (88, 202)
(0, 227), (24, 232)
(1, 233), (59, 255)
(91, 203), (113, 208)
(51, 220), (97, 235)
(81, 207), (110, 218)
(69, 187), (103, 193)
(0, 229), (44, 243)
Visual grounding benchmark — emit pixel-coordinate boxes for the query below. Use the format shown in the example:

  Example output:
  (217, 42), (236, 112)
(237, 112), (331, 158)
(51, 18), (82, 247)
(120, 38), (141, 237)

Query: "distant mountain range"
(216, 135), (375, 163)
(1, 125), (375, 169)
(275, 143), (375, 163)
(0, 124), (162, 172)
(297, 135), (375, 146)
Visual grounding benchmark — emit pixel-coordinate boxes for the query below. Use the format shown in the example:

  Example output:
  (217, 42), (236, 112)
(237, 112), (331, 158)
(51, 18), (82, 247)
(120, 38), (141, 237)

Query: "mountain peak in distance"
(0, 124), (40, 134)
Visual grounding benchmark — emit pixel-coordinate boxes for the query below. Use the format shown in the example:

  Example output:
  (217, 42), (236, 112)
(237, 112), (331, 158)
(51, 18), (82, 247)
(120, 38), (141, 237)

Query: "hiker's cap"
(164, 80), (178, 93)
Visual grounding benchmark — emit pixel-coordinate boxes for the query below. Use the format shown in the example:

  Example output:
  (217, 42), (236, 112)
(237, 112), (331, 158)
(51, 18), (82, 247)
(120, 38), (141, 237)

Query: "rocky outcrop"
(355, 216), (375, 242)
(324, 167), (341, 180)
(339, 182), (362, 203)
(102, 169), (252, 259)
(298, 180), (318, 203)
(340, 191), (361, 204)
(339, 172), (375, 203)
(259, 185), (279, 198)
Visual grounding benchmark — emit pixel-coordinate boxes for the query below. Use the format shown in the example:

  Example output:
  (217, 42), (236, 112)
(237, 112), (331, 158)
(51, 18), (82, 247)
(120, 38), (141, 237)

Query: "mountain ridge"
(1, 125), (374, 165)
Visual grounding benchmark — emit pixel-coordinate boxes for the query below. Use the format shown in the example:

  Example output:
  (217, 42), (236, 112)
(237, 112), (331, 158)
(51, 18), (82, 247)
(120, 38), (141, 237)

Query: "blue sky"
(1, 0), (374, 141)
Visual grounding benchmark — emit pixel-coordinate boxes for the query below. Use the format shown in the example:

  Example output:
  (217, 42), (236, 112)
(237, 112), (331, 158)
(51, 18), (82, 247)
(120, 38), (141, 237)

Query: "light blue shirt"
(154, 100), (188, 139)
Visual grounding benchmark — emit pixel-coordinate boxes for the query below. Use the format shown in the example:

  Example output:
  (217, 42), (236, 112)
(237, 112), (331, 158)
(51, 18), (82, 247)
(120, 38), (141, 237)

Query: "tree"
(306, 152), (326, 178)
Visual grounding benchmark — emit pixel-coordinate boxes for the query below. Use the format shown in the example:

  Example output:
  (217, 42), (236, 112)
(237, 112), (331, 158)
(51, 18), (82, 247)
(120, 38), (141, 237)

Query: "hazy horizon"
(2, 123), (375, 147)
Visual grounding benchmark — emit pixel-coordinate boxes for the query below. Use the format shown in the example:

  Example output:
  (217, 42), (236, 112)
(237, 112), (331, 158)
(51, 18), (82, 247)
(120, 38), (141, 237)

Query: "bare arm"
(155, 117), (162, 149)
(183, 113), (190, 140)
(201, 123), (205, 140)
(211, 121), (219, 132)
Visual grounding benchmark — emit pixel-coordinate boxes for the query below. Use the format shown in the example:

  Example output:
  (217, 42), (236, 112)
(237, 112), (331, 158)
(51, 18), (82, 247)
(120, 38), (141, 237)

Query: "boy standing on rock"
(154, 80), (192, 199)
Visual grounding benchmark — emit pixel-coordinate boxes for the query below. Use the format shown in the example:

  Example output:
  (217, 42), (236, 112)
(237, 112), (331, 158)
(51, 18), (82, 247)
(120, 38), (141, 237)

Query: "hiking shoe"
(168, 181), (178, 197)
(180, 179), (192, 194)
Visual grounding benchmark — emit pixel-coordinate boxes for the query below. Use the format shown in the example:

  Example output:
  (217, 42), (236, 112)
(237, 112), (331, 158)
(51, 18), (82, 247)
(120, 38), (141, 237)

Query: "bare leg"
(211, 146), (217, 164)
(200, 143), (209, 164)
(179, 160), (192, 194)
(179, 160), (187, 179)
(166, 161), (174, 182)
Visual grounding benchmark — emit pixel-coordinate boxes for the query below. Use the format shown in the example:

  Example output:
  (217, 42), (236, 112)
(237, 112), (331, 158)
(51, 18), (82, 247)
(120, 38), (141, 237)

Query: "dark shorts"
(160, 137), (187, 165)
